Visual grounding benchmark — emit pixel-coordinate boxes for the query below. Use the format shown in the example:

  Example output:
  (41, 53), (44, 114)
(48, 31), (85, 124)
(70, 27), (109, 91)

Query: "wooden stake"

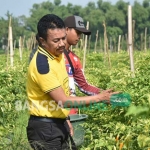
(83, 21), (89, 72)
(9, 16), (14, 67)
(13, 40), (16, 50)
(149, 36), (150, 49)
(103, 23), (107, 55)
(125, 34), (129, 53)
(128, 5), (134, 74)
(132, 20), (135, 51)
(140, 33), (143, 51)
(19, 36), (22, 61)
(94, 30), (99, 53)
(13, 40), (16, 55)
(144, 27), (147, 52)
(99, 37), (102, 52)
(87, 35), (91, 54)
(118, 35), (121, 54)
(109, 37), (112, 52)
(103, 21), (111, 69)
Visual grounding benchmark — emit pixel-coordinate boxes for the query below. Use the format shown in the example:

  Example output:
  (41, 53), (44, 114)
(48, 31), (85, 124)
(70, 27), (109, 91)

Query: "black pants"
(26, 118), (77, 150)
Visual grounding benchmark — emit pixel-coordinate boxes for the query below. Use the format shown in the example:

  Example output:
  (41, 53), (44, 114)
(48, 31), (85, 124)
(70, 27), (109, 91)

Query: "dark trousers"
(26, 117), (77, 150)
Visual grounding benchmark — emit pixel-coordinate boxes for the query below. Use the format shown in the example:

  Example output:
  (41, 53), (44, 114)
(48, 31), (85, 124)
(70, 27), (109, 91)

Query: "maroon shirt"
(64, 50), (100, 96)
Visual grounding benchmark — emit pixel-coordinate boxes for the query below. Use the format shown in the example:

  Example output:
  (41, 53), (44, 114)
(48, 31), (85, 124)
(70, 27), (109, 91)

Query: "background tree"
(54, 0), (61, 6)
(1, 0), (150, 50)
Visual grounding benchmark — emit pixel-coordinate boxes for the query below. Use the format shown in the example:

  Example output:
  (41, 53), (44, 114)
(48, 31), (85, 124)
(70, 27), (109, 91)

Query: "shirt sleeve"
(34, 53), (61, 93)
(69, 51), (101, 95)
(73, 67), (101, 95)
(37, 69), (61, 93)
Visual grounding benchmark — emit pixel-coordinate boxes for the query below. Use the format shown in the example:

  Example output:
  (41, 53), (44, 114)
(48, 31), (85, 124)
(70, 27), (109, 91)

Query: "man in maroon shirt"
(64, 15), (102, 114)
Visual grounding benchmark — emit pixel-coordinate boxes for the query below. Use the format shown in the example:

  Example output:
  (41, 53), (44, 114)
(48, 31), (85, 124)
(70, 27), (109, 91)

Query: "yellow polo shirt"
(26, 46), (70, 118)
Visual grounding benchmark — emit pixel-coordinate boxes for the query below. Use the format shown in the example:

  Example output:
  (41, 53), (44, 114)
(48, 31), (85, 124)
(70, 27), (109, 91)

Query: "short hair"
(37, 14), (65, 41)
(35, 33), (40, 44)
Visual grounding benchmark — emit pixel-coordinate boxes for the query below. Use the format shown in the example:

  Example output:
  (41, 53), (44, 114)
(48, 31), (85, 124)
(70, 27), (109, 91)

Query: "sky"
(0, 0), (141, 18)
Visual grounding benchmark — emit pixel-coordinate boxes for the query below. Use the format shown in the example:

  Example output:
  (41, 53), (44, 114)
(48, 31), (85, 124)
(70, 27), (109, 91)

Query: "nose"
(78, 35), (81, 39)
(77, 33), (82, 39)
(59, 39), (66, 47)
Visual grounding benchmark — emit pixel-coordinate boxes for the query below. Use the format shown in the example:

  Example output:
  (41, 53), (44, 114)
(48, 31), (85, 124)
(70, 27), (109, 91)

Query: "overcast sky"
(0, 0), (141, 18)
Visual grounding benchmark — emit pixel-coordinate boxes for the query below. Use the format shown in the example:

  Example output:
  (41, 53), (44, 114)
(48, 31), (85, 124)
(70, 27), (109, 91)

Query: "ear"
(39, 37), (45, 46)
(65, 27), (70, 33)
(39, 37), (44, 43)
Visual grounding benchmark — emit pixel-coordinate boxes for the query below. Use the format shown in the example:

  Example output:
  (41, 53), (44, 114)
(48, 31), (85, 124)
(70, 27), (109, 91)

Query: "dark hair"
(36, 33), (40, 44)
(37, 14), (65, 41)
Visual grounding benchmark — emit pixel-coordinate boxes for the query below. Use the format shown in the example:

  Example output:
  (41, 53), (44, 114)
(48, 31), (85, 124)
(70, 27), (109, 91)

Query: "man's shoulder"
(36, 52), (50, 74)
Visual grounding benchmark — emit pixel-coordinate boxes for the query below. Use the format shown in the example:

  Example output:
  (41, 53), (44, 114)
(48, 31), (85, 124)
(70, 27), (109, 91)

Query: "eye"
(76, 30), (82, 35)
(53, 39), (59, 43)
(62, 37), (66, 40)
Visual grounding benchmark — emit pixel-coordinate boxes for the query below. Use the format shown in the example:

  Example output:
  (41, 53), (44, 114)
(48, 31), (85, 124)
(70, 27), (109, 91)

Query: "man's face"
(66, 28), (82, 46)
(41, 28), (66, 57)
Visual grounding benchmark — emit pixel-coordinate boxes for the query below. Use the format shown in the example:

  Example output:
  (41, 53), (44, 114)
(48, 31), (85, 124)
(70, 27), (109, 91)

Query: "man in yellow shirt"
(26, 14), (118, 150)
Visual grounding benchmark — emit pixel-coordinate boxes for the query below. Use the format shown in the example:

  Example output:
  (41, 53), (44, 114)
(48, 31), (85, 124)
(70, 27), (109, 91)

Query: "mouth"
(76, 39), (79, 43)
(58, 47), (65, 53)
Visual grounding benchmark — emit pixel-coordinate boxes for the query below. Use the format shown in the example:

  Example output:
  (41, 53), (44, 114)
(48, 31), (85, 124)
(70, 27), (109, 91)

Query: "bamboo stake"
(121, 35), (124, 50)
(9, 16), (14, 67)
(128, 5), (135, 74)
(22, 35), (25, 51)
(140, 33), (143, 51)
(79, 39), (83, 50)
(118, 35), (121, 54)
(113, 37), (116, 52)
(87, 35), (91, 54)
(19, 36), (22, 61)
(94, 30), (99, 53)
(132, 20), (135, 51)
(103, 21), (111, 69)
(103, 23), (107, 55)
(13, 40), (16, 50)
(13, 40), (16, 55)
(6, 31), (10, 70)
(149, 36), (150, 49)
(80, 34), (84, 51)
(99, 37), (102, 52)
(83, 21), (89, 72)
(125, 34), (129, 54)
(144, 27), (147, 52)
(82, 34), (85, 50)
(110, 37), (112, 52)
(26, 40), (29, 50)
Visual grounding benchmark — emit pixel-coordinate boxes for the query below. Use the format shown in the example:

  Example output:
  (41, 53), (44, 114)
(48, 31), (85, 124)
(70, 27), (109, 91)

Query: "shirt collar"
(38, 46), (62, 61)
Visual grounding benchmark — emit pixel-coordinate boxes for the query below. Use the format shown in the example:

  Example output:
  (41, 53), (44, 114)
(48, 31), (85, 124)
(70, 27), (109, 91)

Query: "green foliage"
(0, 49), (150, 149)
(0, 51), (28, 149)
(77, 51), (150, 149)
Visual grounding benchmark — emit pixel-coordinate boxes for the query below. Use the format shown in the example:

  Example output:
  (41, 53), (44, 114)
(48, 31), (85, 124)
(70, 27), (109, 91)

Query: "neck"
(65, 42), (71, 51)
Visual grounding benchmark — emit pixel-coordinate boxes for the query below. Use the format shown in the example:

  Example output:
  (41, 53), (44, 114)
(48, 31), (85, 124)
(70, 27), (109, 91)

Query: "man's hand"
(97, 89), (121, 104)
(101, 89), (114, 93)
(66, 120), (74, 136)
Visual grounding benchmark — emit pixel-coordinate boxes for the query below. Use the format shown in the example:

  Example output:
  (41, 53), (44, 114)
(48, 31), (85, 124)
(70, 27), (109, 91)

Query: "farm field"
(0, 49), (150, 150)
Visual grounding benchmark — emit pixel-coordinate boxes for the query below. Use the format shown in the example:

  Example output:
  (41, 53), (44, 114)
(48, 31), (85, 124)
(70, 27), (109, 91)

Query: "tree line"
(1, 0), (150, 51)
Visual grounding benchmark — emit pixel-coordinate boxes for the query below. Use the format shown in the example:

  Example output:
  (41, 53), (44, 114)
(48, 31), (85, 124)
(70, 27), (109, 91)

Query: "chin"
(56, 52), (63, 57)
(72, 42), (77, 46)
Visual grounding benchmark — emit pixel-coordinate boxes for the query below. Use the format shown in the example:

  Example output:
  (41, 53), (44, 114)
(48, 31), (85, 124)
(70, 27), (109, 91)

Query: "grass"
(3, 111), (32, 150)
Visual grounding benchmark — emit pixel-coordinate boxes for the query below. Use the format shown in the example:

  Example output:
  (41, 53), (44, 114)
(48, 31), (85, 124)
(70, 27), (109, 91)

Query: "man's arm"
(49, 86), (115, 106)
(68, 51), (101, 95)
